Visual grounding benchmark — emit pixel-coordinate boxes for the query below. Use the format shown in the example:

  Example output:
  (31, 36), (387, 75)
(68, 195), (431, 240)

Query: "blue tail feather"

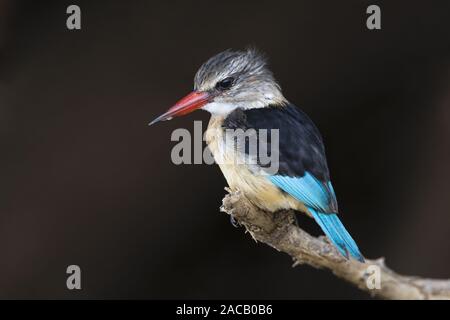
(309, 208), (364, 262)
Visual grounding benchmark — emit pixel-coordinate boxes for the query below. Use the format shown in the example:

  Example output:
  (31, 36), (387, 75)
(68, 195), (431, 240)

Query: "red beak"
(149, 91), (211, 126)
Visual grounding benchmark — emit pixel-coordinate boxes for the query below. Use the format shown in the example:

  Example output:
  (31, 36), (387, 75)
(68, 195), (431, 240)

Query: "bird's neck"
(205, 114), (226, 145)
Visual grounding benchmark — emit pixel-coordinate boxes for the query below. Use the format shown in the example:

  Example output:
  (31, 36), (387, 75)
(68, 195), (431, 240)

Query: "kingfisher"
(150, 49), (364, 262)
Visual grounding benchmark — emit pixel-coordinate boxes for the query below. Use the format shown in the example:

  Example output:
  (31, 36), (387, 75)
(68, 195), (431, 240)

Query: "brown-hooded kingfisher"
(150, 49), (364, 262)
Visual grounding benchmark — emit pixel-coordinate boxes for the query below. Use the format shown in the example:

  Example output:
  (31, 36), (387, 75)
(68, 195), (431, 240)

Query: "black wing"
(223, 103), (331, 181)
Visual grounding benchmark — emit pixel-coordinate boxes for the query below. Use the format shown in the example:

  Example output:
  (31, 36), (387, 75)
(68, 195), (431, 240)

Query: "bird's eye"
(216, 77), (234, 90)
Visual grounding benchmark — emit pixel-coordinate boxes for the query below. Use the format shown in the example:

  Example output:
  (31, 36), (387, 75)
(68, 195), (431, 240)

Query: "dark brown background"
(0, 0), (449, 299)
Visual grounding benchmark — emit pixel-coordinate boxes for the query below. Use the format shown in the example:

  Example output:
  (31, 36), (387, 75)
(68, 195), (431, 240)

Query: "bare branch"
(221, 189), (450, 300)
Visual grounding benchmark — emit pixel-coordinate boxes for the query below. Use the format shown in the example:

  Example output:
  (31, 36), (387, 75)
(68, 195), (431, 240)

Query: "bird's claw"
(230, 215), (240, 228)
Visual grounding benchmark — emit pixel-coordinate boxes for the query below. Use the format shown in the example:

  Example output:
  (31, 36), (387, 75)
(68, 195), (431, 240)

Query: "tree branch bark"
(220, 189), (450, 300)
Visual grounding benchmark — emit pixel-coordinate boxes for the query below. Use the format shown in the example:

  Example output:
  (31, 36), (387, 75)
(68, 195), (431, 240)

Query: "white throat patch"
(202, 102), (237, 115)
(202, 95), (283, 116)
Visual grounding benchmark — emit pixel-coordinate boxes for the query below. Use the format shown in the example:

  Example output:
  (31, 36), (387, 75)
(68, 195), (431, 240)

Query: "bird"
(149, 49), (364, 262)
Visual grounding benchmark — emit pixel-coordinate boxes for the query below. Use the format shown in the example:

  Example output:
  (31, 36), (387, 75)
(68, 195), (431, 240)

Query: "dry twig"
(221, 189), (450, 300)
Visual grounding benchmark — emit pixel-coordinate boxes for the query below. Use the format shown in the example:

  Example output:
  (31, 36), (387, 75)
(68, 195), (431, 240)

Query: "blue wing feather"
(269, 173), (336, 213)
(269, 173), (364, 262)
